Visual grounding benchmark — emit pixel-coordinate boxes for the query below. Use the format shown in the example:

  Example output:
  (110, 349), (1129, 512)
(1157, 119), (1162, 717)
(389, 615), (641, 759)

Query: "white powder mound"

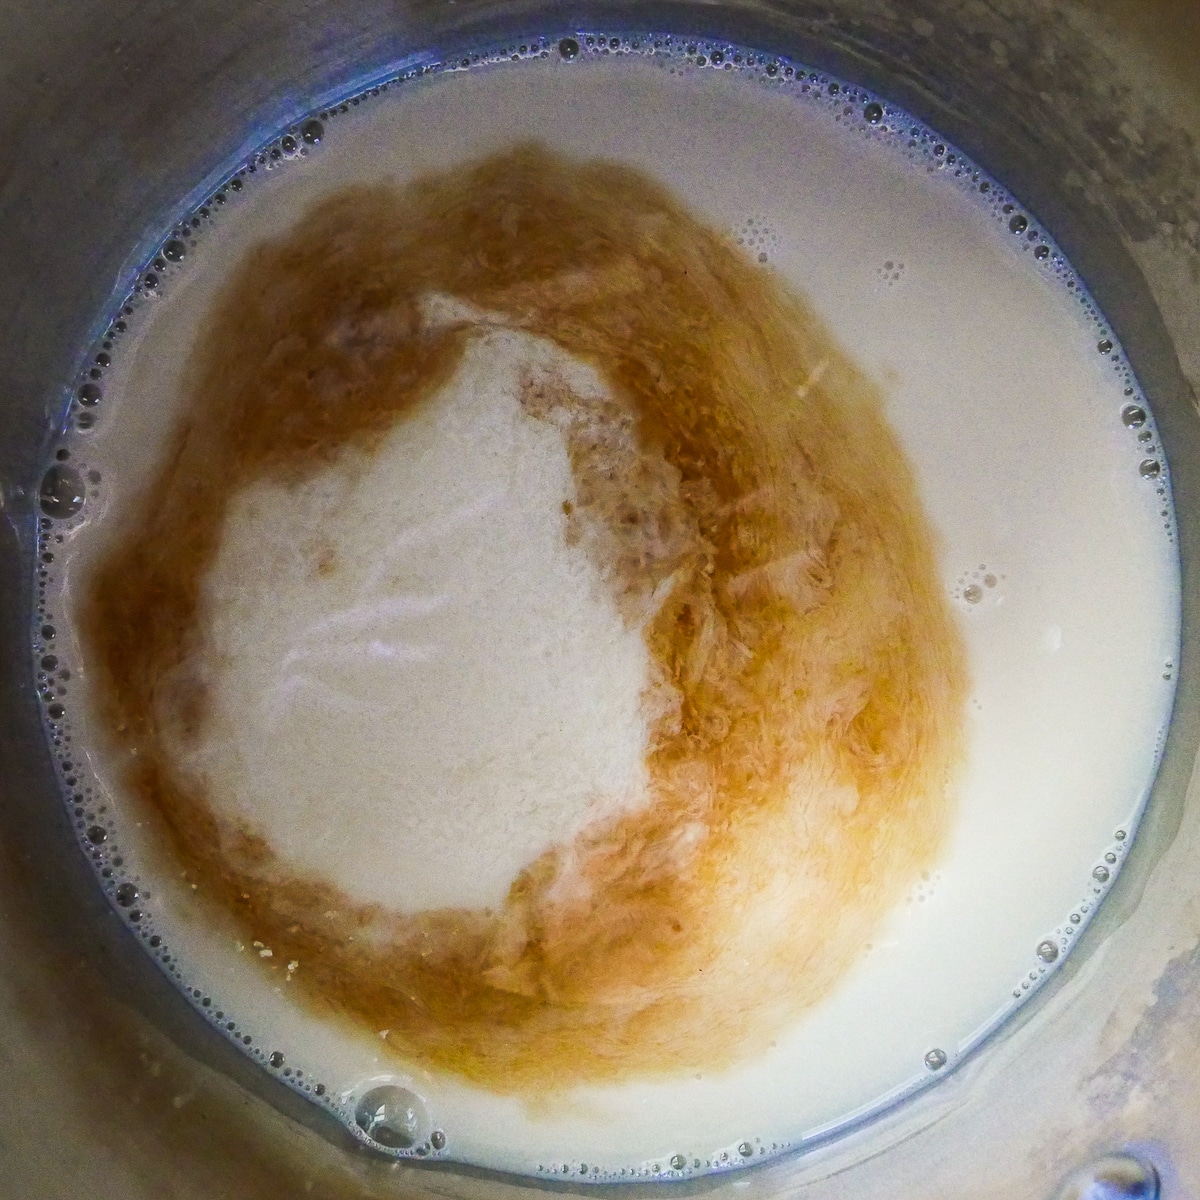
(184, 331), (655, 913)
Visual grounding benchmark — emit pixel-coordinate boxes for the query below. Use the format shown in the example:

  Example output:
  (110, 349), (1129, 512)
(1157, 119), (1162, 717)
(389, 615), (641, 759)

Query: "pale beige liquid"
(48, 49), (1178, 1176)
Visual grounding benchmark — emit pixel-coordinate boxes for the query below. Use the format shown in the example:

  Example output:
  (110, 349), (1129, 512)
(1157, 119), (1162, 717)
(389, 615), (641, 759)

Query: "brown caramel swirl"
(85, 144), (967, 1093)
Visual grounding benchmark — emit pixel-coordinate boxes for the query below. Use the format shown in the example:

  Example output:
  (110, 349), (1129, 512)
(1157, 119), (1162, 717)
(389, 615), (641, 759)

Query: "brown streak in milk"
(83, 144), (968, 1093)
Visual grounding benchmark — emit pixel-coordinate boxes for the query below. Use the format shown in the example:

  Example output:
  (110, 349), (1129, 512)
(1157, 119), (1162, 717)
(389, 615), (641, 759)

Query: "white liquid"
(47, 46), (1178, 1177)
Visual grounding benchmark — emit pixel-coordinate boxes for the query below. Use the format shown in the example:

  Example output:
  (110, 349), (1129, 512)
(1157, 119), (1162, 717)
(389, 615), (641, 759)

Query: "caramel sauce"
(84, 144), (967, 1093)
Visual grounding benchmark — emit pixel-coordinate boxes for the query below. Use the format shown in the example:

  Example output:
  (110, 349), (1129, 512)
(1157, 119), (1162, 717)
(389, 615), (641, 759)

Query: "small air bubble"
(301, 119), (324, 145)
(1056, 1154), (1159, 1200)
(963, 584), (983, 604)
(431, 1129), (446, 1150)
(1122, 404), (1147, 427)
(1034, 245), (1050, 259)
(1009, 214), (1029, 234)
(39, 465), (86, 519)
(924, 1048), (948, 1071)
(1036, 939), (1059, 963)
(354, 1085), (427, 1149)
(163, 239), (186, 262)
(1093, 864), (1111, 883)
(671, 1155), (687, 1170)
(863, 101), (884, 123)
(1097, 338), (1114, 354)
(1139, 459), (1162, 479)
(280, 135), (298, 153)
(738, 1142), (754, 1158)
(86, 825), (107, 845)
(78, 383), (102, 405)
(269, 1051), (284, 1068)
(115, 882), (139, 907)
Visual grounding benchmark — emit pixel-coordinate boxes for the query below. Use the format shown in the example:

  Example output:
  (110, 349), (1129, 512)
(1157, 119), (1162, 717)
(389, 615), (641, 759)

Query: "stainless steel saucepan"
(2, 2), (1198, 1196)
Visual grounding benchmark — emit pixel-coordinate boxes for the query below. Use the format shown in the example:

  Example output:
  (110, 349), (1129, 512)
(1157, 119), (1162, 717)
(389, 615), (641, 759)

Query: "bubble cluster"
(906, 869), (941, 905)
(735, 215), (781, 263)
(954, 564), (1003, 609)
(1006, 828), (1131, 1003)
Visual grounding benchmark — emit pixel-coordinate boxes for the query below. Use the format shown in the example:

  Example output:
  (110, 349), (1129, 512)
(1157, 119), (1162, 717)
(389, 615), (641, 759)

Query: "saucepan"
(1, 0), (1198, 1196)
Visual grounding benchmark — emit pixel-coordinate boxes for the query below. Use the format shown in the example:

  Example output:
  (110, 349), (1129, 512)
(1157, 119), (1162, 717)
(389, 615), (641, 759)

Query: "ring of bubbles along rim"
(28, 27), (1177, 1181)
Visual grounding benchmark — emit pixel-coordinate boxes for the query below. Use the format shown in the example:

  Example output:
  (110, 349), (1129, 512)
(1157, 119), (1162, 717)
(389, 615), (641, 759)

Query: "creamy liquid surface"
(41, 46), (1179, 1176)
(191, 332), (653, 915)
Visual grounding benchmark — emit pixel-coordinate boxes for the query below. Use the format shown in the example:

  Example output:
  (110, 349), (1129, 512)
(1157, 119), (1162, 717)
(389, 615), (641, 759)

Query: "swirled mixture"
(84, 145), (967, 1093)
